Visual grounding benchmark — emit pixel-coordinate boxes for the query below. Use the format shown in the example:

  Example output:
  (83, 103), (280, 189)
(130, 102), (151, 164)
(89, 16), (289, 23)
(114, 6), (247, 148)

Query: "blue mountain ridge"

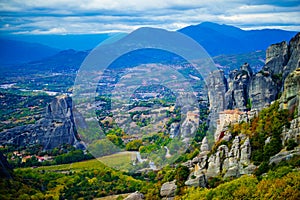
(0, 22), (297, 67)
(178, 22), (297, 56)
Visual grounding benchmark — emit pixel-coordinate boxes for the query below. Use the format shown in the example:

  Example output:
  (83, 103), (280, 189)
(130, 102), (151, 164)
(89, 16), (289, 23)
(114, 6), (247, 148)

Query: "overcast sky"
(1, 0), (300, 34)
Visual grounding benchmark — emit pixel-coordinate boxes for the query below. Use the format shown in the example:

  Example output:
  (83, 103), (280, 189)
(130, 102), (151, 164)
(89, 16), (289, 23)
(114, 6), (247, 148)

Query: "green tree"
(125, 140), (143, 151)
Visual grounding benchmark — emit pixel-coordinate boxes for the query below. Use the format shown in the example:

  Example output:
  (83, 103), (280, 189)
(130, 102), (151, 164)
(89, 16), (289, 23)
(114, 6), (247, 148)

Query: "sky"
(0, 0), (300, 35)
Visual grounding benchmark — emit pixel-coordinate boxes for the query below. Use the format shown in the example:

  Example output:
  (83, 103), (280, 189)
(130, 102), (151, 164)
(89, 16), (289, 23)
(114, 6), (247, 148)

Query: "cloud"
(0, 0), (299, 34)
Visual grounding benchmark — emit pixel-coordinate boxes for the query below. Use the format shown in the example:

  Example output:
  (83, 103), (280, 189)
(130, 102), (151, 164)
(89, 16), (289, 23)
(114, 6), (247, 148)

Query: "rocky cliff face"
(250, 32), (299, 111)
(207, 70), (227, 129)
(184, 135), (255, 187)
(265, 41), (289, 75)
(207, 32), (300, 140)
(225, 63), (252, 111)
(198, 33), (300, 187)
(280, 68), (300, 145)
(249, 71), (279, 110)
(0, 96), (78, 150)
(207, 32), (299, 113)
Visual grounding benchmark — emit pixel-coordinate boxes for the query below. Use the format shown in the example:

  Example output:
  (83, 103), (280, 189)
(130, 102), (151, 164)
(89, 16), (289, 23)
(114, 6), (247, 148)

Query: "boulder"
(124, 191), (144, 200)
(200, 137), (209, 152)
(185, 173), (207, 188)
(269, 148), (300, 165)
(160, 180), (177, 198)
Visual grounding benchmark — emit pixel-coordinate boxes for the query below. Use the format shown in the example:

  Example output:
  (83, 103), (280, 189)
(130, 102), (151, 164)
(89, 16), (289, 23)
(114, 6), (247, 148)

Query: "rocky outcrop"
(185, 172), (207, 188)
(200, 136), (209, 152)
(0, 96), (78, 150)
(207, 70), (227, 129)
(124, 191), (145, 200)
(225, 63), (252, 111)
(249, 71), (279, 111)
(280, 68), (300, 113)
(283, 33), (300, 80)
(249, 33), (300, 111)
(186, 33), (300, 189)
(160, 180), (177, 199)
(0, 152), (12, 179)
(169, 123), (180, 138)
(282, 117), (300, 145)
(185, 135), (255, 187)
(206, 144), (228, 177)
(269, 147), (300, 165)
(280, 68), (300, 145)
(265, 41), (289, 75)
(207, 33), (300, 143)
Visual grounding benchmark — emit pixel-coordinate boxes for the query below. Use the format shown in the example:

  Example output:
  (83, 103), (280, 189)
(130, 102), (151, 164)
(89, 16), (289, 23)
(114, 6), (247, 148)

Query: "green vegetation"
(286, 139), (298, 151)
(229, 101), (291, 166)
(54, 150), (94, 165)
(97, 152), (134, 171)
(0, 89), (54, 131)
(89, 139), (120, 157)
(125, 139), (143, 151)
(0, 158), (151, 200)
(183, 169), (300, 200)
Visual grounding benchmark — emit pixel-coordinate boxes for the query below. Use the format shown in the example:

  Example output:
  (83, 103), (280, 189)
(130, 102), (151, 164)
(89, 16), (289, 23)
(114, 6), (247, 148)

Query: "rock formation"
(269, 147), (300, 165)
(207, 70), (228, 129)
(124, 191), (145, 200)
(249, 71), (279, 110)
(249, 33), (299, 111)
(0, 152), (12, 179)
(185, 172), (207, 188)
(200, 136), (209, 152)
(225, 63), (252, 111)
(185, 136), (255, 187)
(207, 32), (300, 142)
(185, 33), (300, 192)
(280, 68), (300, 145)
(160, 180), (177, 199)
(0, 95), (78, 150)
(265, 41), (289, 75)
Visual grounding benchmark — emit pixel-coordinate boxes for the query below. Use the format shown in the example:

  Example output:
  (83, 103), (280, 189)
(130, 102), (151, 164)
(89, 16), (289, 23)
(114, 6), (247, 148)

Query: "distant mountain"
(0, 39), (60, 65)
(20, 49), (88, 73)
(1, 34), (112, 51)
(178, 22), (298, 56)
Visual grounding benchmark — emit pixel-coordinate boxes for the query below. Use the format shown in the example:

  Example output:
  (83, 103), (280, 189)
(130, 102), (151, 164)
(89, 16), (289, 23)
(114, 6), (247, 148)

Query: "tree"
(125, 140), (143, 151)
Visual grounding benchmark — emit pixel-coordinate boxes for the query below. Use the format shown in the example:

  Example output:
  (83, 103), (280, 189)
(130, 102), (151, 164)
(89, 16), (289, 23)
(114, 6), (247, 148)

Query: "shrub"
(286, 139), (298, 151)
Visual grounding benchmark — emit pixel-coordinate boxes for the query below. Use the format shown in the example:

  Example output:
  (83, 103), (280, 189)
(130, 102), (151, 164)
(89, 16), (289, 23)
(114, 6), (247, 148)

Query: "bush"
(125, 140), (143, 151)
(254, 161), (269, 177)
(286, 139), (298, 151)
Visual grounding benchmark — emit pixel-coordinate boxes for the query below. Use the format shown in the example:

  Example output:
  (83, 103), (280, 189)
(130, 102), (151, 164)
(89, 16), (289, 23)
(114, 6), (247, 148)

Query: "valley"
(0, 23), (300, 200)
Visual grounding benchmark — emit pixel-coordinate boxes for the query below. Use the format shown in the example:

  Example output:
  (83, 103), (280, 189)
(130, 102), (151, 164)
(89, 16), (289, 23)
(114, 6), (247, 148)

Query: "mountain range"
(0, 22), (297, 66)
(178, 22), (297, 56)
(0, 39), (60, 65)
